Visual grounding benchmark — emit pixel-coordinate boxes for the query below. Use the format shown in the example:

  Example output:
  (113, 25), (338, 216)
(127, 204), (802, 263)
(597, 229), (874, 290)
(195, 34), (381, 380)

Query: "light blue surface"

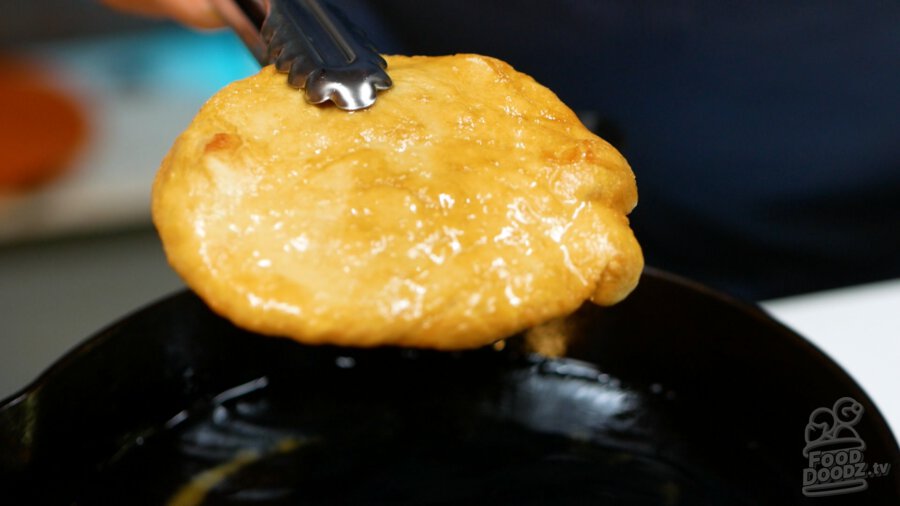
(30, 27), (260, 100)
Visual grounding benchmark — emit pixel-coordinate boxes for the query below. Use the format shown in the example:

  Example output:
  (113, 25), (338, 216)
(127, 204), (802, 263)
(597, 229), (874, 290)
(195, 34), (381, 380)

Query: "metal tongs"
(211, 0), (392, 110)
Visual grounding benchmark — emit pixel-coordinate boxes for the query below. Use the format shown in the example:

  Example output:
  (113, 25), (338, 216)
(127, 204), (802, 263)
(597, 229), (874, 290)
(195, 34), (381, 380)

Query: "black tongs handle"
(212, 0), (392, 110)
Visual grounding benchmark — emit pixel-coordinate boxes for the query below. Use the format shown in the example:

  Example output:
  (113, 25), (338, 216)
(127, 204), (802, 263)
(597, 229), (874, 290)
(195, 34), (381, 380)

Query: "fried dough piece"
(153, 54), (642, 349)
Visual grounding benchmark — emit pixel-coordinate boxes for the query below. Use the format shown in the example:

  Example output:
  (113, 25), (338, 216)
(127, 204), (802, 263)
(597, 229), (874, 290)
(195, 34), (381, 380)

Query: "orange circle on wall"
(0, 57), (88, 191)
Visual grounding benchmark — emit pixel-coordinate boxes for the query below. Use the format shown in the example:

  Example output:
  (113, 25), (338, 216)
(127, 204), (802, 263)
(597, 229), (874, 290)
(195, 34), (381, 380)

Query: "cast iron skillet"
(0, 268), (897, 504)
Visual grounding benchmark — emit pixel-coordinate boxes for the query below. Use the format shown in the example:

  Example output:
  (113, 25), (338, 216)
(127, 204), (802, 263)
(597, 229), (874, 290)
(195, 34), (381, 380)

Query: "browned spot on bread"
(204, 133), (240, 154)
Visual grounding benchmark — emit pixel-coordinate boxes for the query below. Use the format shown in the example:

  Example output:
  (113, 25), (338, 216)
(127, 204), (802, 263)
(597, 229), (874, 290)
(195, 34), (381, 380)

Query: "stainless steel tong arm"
(212, 0), (392, 110)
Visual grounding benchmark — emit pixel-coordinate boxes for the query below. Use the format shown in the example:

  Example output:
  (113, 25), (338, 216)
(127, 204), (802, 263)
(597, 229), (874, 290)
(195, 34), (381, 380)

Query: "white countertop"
(762, 279), (900, 437)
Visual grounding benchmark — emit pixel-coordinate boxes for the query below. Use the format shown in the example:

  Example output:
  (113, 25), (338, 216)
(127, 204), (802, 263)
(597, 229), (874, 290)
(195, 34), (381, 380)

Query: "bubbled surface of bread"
(152, 54), (643, 349)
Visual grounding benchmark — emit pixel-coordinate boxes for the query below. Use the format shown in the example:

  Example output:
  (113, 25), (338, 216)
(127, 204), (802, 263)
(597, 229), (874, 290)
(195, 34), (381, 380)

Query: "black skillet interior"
(0, 268), (897, 504)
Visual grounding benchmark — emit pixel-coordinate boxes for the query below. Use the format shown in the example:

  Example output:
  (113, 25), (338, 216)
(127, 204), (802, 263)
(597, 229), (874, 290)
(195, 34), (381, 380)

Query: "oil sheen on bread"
(152, 54), (643, 349)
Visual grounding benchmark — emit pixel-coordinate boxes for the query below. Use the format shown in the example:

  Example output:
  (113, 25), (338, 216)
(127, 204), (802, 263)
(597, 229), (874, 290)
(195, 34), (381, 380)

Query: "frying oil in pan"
(70, 357), (757, 506)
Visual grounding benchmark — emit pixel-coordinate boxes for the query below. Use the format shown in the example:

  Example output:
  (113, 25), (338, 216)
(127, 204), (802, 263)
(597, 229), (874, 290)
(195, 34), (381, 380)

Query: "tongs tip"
(300, 68), (392, 111)
(215, 0), (392, 111)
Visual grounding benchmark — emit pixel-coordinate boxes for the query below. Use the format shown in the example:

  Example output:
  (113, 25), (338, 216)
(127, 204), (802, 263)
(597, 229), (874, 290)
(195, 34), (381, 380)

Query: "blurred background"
(1, 1), (257, 397)
(1, 1), (898, 401)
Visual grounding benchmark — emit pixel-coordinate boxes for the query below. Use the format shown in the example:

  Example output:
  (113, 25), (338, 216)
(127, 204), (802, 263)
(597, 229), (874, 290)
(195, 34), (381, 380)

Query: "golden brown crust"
(153, 54), (642, 349)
